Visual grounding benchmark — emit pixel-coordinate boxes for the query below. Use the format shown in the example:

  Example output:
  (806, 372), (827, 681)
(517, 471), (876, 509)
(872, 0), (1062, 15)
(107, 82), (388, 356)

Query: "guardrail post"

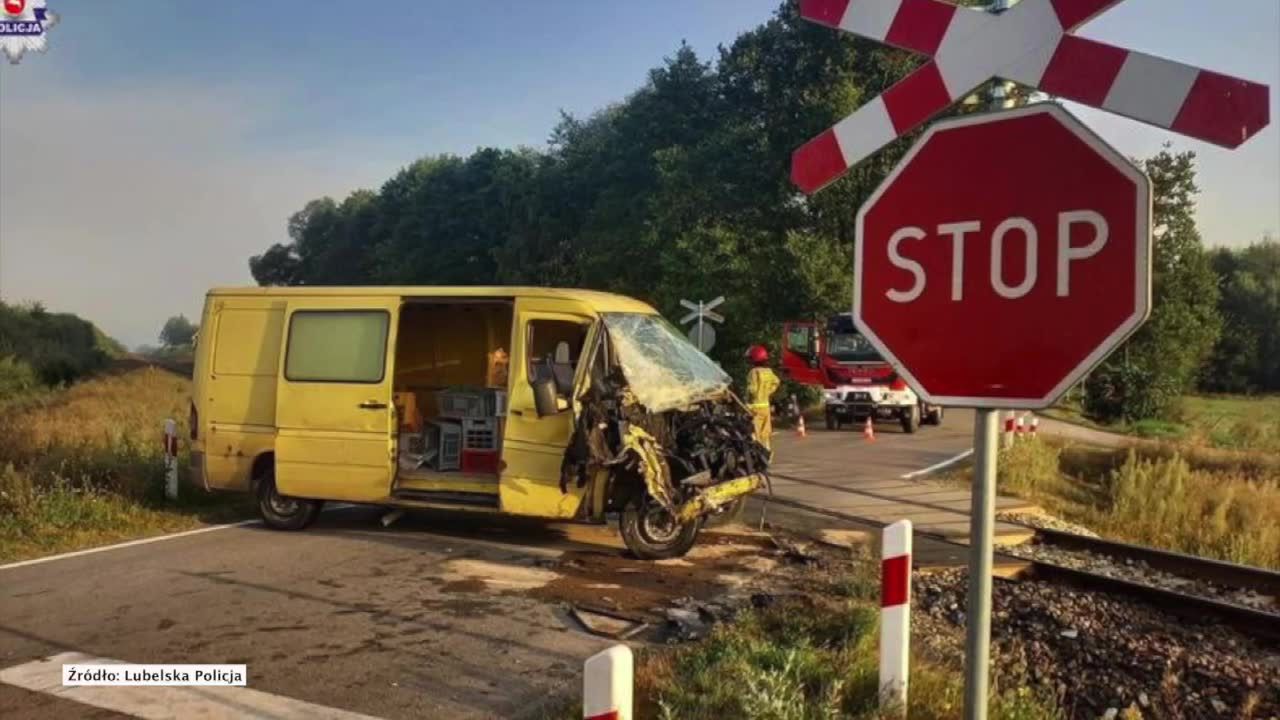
(163, 419), (179, 501)
(584, 644), (632, 720)
(880, 519), (912, 713)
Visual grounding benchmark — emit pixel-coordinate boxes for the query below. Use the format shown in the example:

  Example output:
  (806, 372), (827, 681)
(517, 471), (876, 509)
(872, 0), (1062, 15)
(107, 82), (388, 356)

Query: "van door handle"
(358, 400), (388, 410)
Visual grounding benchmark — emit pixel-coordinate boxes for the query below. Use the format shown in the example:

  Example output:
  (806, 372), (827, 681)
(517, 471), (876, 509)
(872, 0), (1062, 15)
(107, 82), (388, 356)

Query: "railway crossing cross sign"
(680, 297), (725, 353)
(792, 0), (1271, 193)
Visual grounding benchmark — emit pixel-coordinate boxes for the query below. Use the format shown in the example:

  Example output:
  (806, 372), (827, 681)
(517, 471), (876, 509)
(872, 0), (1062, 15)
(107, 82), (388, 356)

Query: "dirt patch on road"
(438, 557), (562, 591)
(529, 531), (786, 616)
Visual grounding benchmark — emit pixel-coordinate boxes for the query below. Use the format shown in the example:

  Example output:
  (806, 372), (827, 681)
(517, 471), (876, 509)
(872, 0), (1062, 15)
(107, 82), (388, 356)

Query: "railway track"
(1004, 525), (1280, 642)
(759, 489), (1280, 642)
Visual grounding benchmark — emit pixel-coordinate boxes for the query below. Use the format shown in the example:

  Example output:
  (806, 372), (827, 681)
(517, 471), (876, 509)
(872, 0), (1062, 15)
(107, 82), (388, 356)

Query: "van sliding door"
(274, 298), (399, 502)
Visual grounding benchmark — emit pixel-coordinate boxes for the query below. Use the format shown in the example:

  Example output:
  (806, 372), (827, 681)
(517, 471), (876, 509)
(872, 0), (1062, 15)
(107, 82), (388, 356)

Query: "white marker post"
(163, 419), (179, 501)
(583, 645), (632, 720)
(880, 520), (912, 712)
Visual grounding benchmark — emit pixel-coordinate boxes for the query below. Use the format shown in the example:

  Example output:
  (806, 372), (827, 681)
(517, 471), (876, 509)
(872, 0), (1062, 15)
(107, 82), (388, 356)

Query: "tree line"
(246, 1), (1277, 422)
(0, 301), (123, 396)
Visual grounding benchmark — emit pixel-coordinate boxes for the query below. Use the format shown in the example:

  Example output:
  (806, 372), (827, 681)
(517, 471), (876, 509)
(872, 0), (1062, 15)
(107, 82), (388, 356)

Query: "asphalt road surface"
(1, 413), (994, 720)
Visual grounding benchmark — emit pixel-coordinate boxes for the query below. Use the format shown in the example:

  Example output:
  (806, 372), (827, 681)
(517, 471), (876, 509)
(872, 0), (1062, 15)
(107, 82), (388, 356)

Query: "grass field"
(1179, 395), (1280, 453)
(1045, 394), (1280, 453)
(991, 439), (1280, 570)
(0, 367), (249, 562)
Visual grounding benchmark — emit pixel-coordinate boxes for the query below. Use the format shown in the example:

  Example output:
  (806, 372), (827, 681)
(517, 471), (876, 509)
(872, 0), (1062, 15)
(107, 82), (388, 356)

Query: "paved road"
(1, 410), (1036, 719)
(1, 508), (620, 720)
(768, 408), (1035, 541)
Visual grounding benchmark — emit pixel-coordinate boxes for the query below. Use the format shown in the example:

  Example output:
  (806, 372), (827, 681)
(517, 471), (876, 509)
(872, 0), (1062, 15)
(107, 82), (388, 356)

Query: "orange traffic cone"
(863, 416), (875, 442)
(796, 413), (807, 439)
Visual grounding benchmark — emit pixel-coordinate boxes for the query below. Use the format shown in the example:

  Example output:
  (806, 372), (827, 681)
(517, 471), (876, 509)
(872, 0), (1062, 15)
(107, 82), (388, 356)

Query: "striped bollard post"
(162, 419), (179, 501)
(880, 519), (913, 712)
(1001, 412), (1015, 449)
(1029, 416), (1040, 438)
(1014, 415), (1025, 440)
(583, 645), (632, 720)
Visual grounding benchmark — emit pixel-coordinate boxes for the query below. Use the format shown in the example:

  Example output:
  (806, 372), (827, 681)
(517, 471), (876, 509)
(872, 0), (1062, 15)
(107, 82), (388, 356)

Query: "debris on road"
(769, 535), (820, 564)
(571, 605), (649, 640)
(811, 528), (873, 550)
(914, 569), (1280, 719)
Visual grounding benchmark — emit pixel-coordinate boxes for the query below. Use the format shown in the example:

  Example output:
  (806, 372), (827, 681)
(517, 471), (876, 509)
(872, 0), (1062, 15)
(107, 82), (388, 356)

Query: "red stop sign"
(854, 105), (1151, 409)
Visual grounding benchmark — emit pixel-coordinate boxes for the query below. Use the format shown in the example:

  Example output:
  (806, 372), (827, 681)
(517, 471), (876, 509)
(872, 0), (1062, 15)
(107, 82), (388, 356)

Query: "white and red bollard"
(1002, 412), (1016, 448)
(1029, 416), (1039, 438)
(163, 418), (179, 500)
(880, 519), (912, 711)
(583, 644), (632, 720)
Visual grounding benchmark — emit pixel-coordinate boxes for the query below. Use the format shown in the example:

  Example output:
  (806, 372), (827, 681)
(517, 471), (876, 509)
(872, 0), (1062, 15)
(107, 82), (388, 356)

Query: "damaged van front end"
(564, 312), (770, 559)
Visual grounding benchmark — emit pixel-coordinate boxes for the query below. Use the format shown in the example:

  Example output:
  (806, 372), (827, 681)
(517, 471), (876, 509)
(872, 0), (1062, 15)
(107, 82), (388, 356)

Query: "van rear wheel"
(620, 493), (701, 560)
(256, 468), (322, 531)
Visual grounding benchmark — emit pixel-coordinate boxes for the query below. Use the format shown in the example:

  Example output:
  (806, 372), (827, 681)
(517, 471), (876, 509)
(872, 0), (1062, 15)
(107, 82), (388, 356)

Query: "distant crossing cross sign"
(680, 297), (725, 352)
(792, 0), (1271, 193)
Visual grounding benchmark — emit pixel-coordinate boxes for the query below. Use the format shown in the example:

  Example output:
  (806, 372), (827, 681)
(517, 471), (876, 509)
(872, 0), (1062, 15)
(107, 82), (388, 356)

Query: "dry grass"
(990, 438), (1280, 570)
(0, 367), (248, 562)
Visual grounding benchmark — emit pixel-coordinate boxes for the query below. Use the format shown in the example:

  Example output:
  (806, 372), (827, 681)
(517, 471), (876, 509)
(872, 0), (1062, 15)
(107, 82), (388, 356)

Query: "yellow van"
(190, 286), (768, 558)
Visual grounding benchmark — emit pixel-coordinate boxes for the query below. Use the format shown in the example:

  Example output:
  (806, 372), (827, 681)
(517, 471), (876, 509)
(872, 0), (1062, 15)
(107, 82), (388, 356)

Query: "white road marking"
(1, 651), (382, 719)
(0, 521), (261, 572)
(900, 449), (974, 479)
(0, 504), (360, 572)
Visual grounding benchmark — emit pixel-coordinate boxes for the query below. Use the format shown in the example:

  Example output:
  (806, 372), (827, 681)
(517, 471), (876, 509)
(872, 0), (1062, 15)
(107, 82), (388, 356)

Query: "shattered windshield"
(603, 312), (731, 412)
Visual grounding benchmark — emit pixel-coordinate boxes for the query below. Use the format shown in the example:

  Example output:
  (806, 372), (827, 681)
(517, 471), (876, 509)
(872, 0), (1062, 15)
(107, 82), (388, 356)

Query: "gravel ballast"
(915, 569), (1280, 719)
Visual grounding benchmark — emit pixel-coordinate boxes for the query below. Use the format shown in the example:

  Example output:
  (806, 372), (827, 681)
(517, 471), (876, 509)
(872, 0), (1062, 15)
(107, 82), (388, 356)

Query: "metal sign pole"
(963, 408), (999, 720)
(697, 302), (704, 353)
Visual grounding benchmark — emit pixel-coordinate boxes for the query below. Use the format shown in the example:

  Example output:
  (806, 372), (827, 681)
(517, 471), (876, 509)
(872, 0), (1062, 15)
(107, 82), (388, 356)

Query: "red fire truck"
(780, 313), (943, 433)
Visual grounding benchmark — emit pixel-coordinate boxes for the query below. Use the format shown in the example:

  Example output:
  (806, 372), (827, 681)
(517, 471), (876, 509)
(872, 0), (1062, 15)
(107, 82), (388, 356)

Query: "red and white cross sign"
(792, 0), (1272, 193)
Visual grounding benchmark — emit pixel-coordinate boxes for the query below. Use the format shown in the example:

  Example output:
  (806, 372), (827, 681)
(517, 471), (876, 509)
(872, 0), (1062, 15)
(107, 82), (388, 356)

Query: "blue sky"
(1, 0), (1277, 348)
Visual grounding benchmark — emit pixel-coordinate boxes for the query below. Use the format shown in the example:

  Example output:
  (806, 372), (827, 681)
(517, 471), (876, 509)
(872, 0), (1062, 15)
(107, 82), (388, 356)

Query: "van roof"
(207, 286), (658, 314)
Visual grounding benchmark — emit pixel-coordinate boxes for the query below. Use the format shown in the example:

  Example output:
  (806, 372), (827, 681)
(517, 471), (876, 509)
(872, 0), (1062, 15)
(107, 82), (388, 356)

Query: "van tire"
(256, 468), (322, 531)
(620, 494), (701, 560)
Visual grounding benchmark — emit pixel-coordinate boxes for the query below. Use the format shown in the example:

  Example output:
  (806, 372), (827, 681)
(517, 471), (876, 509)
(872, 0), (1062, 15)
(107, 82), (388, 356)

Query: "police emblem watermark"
(1, 0), (57, 64)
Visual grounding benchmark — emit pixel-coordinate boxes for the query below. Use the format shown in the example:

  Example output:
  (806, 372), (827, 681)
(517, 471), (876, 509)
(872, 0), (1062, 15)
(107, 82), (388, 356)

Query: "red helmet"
(746, 345), (769, 365)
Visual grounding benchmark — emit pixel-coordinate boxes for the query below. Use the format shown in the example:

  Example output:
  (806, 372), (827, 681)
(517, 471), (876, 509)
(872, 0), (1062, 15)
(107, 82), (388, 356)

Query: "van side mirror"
(532, 376), (561, 417)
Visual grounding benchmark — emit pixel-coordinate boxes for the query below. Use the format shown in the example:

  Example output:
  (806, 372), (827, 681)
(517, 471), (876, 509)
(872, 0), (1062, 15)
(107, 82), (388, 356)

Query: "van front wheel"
(620, 494), (701, 560)
(256, 469), (322, 531)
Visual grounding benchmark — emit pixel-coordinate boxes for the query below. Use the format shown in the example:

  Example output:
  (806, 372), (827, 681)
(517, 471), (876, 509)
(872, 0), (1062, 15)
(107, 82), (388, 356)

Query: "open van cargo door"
(274, 298), (399, 502)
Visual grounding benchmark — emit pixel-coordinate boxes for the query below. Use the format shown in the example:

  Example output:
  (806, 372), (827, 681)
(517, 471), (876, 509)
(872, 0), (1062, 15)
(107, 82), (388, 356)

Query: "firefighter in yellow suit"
(745, 345), (781, 453)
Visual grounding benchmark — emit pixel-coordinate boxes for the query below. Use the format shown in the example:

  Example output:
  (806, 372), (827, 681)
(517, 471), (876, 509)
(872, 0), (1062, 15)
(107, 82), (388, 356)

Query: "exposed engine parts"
(562, 365), (770, 520)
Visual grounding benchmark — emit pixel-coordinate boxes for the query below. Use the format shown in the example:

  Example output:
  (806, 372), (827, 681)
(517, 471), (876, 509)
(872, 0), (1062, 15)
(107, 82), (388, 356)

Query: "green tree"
(159, 315), (198, 349)
(1202, 237), (1280, 392)
(1085, 149), (1222, 421)
(0, 301), (109, 385)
